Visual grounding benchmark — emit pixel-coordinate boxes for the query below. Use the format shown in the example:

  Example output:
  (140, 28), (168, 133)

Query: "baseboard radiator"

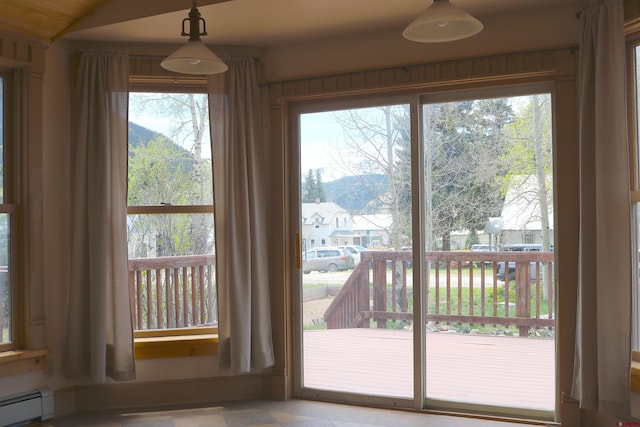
(0, 388), (54, 427)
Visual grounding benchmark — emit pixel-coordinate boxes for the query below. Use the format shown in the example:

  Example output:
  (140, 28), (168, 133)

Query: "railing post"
(372, 259), (387, 328)
(515, 261), (531, 337)
(357, 261), (370, 328)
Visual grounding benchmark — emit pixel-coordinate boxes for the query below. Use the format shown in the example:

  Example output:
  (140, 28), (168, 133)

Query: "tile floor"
(35, 399), (544, 427)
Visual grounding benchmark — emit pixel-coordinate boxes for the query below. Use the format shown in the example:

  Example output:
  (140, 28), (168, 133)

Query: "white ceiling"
(65, 0), (587, 47)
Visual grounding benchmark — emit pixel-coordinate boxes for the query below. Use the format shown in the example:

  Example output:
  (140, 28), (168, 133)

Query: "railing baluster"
(136, 270), (143, 329)
(492, 261), (498, 326)
(182, 267), (188, 327)
(128, 269), (136, 330)
(155, 268), (162, 329)
(446, 263), (451, 317)
(165, 268), (172, 328)
(544, 264), (556, 319)
(535, 262), (541, 319)
(174, 268), (180, 327)
(434, 262), (440, 315)
(468, 262), (473, 316)
(190, 266), (197, 326)
(207, 265), (215, 324)
(197, 266), (205, 325)
(456, 261), (462, 315)
(504, 262), (510, 320)
(480, 262), (486, 323)
(145, 269), (152, 329)
(391, 260), (397, 313)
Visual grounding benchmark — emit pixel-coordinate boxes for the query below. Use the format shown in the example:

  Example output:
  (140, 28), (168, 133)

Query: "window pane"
(0, 214), (11, 344)
(632, 46), (640, 351)
(423, 94), (555, 412)
(300, 104), (414, 398)
(127, 213), (214, 258)
(0, 77), (9, 345)
(128, 93), (212, 206)
(0, 76), (3, 204)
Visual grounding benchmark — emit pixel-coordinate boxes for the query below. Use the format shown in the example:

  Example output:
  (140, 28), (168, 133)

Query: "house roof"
(301, 202), (350, 225)
(352, 214), (393, 232)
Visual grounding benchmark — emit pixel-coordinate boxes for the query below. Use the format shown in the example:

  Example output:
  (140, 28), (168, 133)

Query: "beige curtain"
(64, 50), (135, 382)
(208, 58), (275, 373)
(572, 0), (631, 416)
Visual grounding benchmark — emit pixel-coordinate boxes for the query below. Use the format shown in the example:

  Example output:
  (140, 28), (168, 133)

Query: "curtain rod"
(258, 46), (578, 89)
(130, 54), (260, 61)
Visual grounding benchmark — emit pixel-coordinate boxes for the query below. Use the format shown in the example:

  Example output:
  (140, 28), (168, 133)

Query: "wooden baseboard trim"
(72, 374), (272, 412)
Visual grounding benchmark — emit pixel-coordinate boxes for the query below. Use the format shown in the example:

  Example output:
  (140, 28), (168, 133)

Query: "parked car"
(470, 244), (497, 266)
(470, 244), (497, 251)
(302, 247), (355, 273)
(496, 244), (554, 281)
(337, 245), (367, 264)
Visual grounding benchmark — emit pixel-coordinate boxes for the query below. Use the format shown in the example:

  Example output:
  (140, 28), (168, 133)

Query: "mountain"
(324, 174), (388, 211)
(128, 121), (163, 149)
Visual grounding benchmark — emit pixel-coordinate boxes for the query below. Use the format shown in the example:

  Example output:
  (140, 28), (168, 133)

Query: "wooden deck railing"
(324, 250), (554, 337)
(128, 255), (217, 331)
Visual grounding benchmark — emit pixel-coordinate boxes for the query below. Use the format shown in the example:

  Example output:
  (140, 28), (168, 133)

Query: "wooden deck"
(303, 329), (555, 411)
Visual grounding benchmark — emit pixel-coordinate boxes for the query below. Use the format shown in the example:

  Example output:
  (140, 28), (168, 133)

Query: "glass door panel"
(422, 94), (556, 414)
(299, 104), (414, 398)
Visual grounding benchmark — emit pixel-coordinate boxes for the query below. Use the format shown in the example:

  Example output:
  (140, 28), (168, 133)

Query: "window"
(629, 36), (640, 389)
(0, 71), (16, 353)
(127, 88), (217, 352)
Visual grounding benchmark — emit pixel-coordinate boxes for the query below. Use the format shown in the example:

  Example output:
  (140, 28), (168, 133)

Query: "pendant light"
(161, 0), (227, 75)
(403, 0), (483, 43)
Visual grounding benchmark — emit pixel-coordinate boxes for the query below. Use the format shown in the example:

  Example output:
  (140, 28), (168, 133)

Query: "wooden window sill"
(0, 349), (50, 378)
(134, 334), (218, 359)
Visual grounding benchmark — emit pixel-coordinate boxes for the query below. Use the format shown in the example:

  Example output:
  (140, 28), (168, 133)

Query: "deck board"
(303, 329), (554, 411)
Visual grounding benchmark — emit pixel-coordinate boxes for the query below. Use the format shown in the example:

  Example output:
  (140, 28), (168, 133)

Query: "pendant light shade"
(403, 0), (483, 43)
(161, 0), (227, 75)
(162, 40), (228, 75)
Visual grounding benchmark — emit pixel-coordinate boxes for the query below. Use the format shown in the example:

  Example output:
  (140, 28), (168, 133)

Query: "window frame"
(626, 28), (640, 391)
(0, 69), (19, 353)
(127, 78), (218, 358)
(0, 33), (50, 377)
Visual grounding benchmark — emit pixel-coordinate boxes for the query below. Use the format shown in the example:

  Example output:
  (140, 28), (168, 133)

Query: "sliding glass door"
(294, 87), (556, 419)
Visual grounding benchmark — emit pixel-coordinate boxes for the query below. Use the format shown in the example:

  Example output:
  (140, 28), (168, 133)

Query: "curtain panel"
(64, 50), (136, 382)
(572, 0), (631, 416)
(208, 58), (275, 373)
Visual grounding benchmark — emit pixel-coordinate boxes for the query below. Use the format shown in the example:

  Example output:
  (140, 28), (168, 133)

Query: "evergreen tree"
(302, 168), (327, 202)
(314, 169), (327, 202)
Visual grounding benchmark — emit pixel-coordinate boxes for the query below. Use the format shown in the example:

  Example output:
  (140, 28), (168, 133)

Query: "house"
(492, 174), (555, 247)
(301, 201), (352, 250)
(0, 1), (633, 426)
(301, 202), (392, 248)
(351, 214), (393, 248)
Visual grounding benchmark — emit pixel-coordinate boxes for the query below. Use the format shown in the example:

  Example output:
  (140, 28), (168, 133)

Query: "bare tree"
(332, 105), (410, 248)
